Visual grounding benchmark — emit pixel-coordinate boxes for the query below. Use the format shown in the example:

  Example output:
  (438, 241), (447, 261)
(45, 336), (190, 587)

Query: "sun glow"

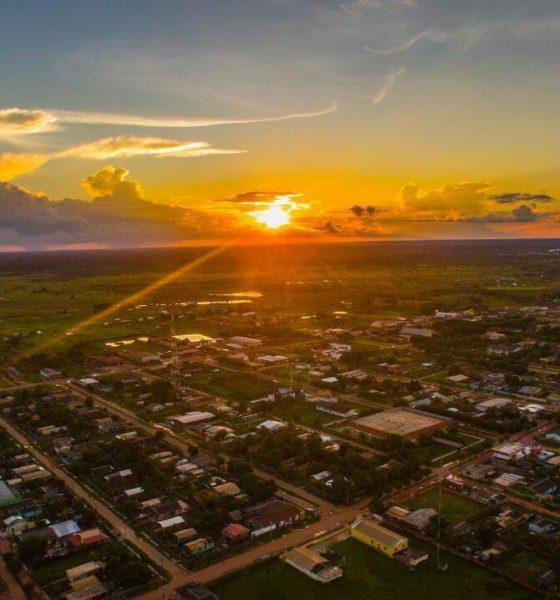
(250, 194), (306, 229)
(253, 204), (291, 229)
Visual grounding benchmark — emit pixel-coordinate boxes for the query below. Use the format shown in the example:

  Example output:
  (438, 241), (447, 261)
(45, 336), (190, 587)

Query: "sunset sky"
(1, 0), (559, 249)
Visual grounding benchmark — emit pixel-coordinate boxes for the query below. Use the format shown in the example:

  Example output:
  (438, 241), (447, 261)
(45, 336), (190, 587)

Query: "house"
(475, 398), (511, 413)
(39, 367), (62, 380)
(243, 499), (301, 537)
(157, 516), (185, 530)
(65, 576), (107, 600)
(257, 419), (287, 432)
(69, 528), (109, 548)
(185, 537), (215, 555)
(316, 403), (358, 418)
(214, 482), (242, 497)
(228, 336), (262, 348)
(528, 516), (557, 535)
(50, 520), (81, 539)
(492, 442), (531, 462)
(66, 561), (105, 584)
(545, 428), (560, 444)
(400, 327), (433, 339)
(169, 412), (215, 426)
(129, 351), (162, 364)
(487, 344), (520, 357)
(222, 523), (250, 543)
(283, 546), (343, 583)
(174, 528), (198, 545)
(394, 548), (429, 568)
(351, 518), (408, 557)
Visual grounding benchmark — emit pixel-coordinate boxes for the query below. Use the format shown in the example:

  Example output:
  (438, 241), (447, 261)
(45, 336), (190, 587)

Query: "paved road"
(134, 498), (370, 600)
(0, 417), (185, 583)
(0, 538), (25, 600)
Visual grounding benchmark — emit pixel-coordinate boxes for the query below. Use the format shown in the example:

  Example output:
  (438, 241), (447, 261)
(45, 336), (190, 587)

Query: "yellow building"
(351, 518), (408, 557)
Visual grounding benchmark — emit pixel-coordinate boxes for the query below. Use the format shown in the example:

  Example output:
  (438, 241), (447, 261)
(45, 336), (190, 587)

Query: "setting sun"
(252, 204), (291, 229)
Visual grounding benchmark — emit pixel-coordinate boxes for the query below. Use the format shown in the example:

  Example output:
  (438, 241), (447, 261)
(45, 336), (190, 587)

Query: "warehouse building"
(349, 408), (447, 441)
(351, 518), (408, 557)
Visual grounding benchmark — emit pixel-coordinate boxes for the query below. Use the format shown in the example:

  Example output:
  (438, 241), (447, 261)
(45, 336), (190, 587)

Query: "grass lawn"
(183, 367), (277, 401)
(272, 401), (361, 427)
(408, 488), (484, 524)
(501, 550), (558, 584)
(33, 541), (122, 585)
(212, 538), (537, 600)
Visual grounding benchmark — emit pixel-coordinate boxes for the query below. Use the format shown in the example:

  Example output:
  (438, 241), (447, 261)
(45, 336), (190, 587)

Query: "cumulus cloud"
(399, 181), (492, 215)
(491, 192), (554, 204)
(82, 166), (144, 201)
(373, 68), (405, 105)
(0, 108), (58, 137)
(59, 136), (244, 160)
(0, 153), (49, 180)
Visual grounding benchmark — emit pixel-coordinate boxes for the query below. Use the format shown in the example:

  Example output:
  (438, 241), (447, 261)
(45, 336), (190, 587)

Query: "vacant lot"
(184, 367), (277, 401)
(212, 538), (536, 600)
(408, 488), (484, 524)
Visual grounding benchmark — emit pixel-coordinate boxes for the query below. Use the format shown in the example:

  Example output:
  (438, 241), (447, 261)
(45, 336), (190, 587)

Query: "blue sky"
(0, 0), (559, 248)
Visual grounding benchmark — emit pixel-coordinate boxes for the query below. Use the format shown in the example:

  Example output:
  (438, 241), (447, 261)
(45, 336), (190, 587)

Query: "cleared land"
(408, 488), (484, 524)
(212, 538), (536, 600)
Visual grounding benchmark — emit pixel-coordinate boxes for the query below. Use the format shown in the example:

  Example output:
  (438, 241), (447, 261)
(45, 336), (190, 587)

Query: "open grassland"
(408, 488), (485, 524)
(212, 538), (537, 600)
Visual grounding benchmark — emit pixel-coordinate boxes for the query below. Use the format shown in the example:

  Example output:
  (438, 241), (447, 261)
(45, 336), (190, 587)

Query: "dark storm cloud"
(491, 192), (554, 204)
(0, 182), (85, 235)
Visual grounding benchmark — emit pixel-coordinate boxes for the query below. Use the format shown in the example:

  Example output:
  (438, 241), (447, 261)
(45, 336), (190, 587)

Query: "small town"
(1, 287), (560, 599)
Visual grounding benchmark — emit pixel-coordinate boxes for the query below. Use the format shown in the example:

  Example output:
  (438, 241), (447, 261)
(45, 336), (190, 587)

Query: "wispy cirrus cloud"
(0, 102), (337, 141)
(365, 30), (437, 56)
(373, 68), (405, 104)
(58, 136), (244, 160)
(51, 103), (338, 129)
(0, 136), (245, 181)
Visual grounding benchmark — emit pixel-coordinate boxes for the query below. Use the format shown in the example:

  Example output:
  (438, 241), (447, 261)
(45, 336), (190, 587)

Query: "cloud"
(0, 153), (49, 180)
(373, 68), (405, 105)
(216, 190), (293, 206)
(58, 136), (244, 160)
(491, 192), (554, 204)
(399, 181), (492, 214)
(0, 182), (84, 235)
(365, 30), (437, 56)
(0, 108), (58, 138)
(350, 205), (377, 217)
(342, 0), (418, 15)
(0, 136), (245, 181)
(512, 205), (538, 223)
(82, 166), (144, 201)
(51, 103), (338, 129)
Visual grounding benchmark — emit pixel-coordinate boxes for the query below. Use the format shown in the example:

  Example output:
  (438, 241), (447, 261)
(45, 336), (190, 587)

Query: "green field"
(212, 538), (536, 600)
(184, 367), (277, 401)
(501, 550), (558, 584)
(408, 488), (484, 524)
